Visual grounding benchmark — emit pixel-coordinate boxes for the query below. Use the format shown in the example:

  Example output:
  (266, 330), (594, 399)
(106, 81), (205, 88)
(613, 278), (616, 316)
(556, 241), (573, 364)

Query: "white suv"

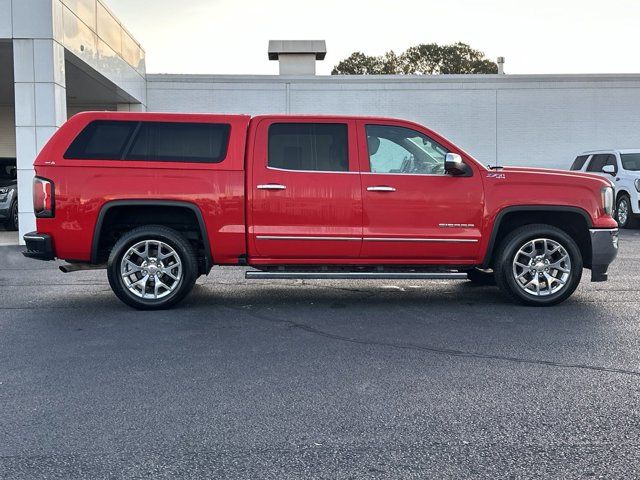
(571, 149), (640, 228)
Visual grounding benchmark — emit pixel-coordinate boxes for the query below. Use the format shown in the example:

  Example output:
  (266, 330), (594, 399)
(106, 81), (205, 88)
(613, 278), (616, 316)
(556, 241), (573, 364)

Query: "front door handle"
(257, 184), (286, 190)
(367, 186), (396, 192)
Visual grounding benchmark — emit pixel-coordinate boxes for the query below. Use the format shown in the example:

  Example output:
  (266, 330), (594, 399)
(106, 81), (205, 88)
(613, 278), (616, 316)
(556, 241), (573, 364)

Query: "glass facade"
(61, 0), (145, 75)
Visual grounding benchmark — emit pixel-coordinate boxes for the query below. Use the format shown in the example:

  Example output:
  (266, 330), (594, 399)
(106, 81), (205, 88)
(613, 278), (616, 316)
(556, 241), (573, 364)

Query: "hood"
(0, 178), (16, 189)
(497, 166), (613, 185)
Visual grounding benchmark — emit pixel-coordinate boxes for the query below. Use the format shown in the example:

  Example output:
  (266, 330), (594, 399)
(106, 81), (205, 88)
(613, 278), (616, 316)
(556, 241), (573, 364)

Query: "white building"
(2, 1), (640, 241)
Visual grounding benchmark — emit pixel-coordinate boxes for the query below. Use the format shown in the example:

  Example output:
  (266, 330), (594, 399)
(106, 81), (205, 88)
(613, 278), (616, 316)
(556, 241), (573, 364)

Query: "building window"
(268, 123), (349, 172)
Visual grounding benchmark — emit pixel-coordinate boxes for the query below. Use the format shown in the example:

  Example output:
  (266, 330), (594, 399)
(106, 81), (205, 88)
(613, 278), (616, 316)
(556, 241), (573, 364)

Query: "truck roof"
(580, 148), (640, 154)
(69, 111), (417, 124)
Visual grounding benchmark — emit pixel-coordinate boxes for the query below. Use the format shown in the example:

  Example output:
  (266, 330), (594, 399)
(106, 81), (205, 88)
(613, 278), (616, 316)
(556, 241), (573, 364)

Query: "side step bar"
(245, 271), (468, 280)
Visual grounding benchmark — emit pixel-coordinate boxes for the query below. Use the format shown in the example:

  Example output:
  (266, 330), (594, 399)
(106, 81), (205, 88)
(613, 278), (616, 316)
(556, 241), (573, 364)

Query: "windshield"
(621, 153), (640, 171)
(0, 163), (16, 180)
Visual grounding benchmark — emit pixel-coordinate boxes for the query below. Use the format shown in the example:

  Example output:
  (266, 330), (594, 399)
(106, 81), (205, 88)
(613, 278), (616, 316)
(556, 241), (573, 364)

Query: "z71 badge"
(486, 172), (506, 179)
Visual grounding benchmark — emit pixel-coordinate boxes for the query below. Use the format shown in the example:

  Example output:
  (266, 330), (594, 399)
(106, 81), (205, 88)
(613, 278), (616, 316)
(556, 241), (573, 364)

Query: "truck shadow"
(182, 280), (595, 314)
(31, 277), (603, 316)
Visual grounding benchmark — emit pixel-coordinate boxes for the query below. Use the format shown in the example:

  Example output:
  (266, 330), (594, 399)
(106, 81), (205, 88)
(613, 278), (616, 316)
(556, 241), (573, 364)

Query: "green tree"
(332, 42), (498, 75)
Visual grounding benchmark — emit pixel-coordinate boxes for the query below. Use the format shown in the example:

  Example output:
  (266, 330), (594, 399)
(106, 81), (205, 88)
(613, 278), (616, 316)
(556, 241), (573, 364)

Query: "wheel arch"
(481, 206), (593, 269)
(91, 200), (212, 273)
(615, 189), (631, 202)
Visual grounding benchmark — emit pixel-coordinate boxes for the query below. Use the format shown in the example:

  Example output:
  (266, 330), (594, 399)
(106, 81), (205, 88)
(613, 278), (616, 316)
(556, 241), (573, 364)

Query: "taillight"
(33, 176), (55, 218)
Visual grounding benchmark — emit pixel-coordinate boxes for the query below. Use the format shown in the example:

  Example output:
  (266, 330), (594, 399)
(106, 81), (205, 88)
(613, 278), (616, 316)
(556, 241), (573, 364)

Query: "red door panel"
(356, 120), (484, 262)
(248, 118), (362, 260)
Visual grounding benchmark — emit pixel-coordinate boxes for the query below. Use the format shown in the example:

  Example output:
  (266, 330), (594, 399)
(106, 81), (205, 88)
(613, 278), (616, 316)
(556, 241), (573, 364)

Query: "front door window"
(366, 124), (448, 175)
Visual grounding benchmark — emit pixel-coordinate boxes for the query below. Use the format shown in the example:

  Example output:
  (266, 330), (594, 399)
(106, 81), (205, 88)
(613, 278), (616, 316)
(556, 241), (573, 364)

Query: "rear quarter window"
(570, 155), (589, 171)
(64, 120), (231, 163)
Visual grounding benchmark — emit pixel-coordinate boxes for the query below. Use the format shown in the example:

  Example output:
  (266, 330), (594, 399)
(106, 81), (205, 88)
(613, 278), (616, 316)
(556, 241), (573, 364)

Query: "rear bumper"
(589, 228), (618, 282)
(22, 232), (55, 261)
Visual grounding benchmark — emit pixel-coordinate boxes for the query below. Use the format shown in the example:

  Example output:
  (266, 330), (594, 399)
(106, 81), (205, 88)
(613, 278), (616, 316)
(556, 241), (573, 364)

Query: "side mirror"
(602, 165), (616, 176)
(445, 153), (471, 176)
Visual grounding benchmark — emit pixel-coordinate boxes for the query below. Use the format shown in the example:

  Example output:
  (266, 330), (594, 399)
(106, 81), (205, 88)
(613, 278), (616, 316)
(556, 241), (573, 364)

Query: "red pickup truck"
(23, 112), (618, 309)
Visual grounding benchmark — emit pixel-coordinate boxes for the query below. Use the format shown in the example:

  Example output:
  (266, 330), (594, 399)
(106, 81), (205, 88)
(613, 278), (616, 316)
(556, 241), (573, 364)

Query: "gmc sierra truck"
(23, 112), (618, 309)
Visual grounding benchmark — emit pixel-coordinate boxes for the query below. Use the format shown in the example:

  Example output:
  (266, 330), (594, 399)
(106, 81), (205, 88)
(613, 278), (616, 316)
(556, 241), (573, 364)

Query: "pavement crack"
(223, 305), (640, 378)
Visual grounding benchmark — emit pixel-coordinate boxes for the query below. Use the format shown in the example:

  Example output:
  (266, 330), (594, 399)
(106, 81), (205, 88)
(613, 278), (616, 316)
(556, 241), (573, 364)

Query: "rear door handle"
(367, 186), (396, 192)
(257, 184), (286, 190)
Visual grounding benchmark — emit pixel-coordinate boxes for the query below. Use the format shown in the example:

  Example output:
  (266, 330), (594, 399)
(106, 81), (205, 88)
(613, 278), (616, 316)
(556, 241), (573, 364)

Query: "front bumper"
(22, 232), (55, 261)
(0, 189), (15, 218)
(589, 228), (618, 282)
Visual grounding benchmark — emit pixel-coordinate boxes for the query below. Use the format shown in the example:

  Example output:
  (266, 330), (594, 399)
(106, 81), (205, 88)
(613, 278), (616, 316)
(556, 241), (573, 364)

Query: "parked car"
(570, 149), (640, 228)
(23, 112), (618, 309)
(0, 158), (18, 231)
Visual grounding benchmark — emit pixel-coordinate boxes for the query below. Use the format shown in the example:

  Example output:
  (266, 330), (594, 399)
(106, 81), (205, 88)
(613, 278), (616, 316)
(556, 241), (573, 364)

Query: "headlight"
(0, 187), (8, 195)
(601, 186), (614, 216)
(635, 179), (640, 192)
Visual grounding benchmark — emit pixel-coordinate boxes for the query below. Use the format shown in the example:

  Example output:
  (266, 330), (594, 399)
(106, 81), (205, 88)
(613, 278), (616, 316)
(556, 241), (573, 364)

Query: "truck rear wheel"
(494, 224), (582, 306)
(107, 225), (198, 310)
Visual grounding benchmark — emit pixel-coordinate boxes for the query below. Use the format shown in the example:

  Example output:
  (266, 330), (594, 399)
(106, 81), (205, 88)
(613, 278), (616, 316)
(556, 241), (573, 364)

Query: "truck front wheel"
(107, 225), (198, 310)
(494, 224), (583, 306)
(616, 194), (637, 229)
(5, 199), (18, 231)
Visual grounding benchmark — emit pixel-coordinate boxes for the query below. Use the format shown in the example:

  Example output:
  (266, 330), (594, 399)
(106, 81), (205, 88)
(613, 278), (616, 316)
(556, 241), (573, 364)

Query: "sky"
(106, 0), (640, 75)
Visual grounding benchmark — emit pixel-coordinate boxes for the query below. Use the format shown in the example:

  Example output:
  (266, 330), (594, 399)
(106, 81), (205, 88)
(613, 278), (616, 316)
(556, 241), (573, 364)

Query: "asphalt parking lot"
(0, 227), (18, 246)
(1, 230), (640, 479)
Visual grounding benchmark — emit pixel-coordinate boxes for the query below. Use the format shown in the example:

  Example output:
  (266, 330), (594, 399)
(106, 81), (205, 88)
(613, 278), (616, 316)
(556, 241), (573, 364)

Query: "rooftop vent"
(268, 40), (327, 75)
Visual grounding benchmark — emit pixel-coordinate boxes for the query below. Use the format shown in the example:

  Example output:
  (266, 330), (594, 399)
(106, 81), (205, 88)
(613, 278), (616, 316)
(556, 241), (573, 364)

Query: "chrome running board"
(245, 271), (468, 280)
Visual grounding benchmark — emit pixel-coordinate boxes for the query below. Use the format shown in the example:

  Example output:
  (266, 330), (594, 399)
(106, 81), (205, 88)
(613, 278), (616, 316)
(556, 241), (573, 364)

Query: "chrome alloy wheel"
(618, 198), (629, 225)
(511, 238), (571, 297)
(120, 239), (182, 299)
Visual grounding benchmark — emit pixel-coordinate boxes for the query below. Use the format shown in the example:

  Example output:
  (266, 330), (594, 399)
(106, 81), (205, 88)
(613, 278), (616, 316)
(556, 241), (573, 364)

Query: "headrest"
(367, 136), (380, 155)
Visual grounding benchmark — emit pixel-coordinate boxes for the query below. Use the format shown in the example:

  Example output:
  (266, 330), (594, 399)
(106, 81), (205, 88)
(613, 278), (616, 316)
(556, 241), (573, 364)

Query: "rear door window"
(268, 123), (349, 172)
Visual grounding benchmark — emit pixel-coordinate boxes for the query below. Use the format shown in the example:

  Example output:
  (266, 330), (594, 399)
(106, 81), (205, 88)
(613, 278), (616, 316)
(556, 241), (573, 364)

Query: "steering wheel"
(430, 162), (445, 175)
(399, 156), (415, 173)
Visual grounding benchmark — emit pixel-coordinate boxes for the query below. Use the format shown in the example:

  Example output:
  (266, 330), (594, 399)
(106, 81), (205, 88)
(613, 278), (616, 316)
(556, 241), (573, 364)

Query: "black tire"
(107, 225), (198, 310)
(466, 268), (496, 285)
(615, 194), (638, 229)
(5, 199), (18, 231)
(494, 224), (583, 306)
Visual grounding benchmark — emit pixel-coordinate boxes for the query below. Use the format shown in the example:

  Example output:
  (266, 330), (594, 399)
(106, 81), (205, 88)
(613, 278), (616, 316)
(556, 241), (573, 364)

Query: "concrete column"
(13, 38), (66, 241)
